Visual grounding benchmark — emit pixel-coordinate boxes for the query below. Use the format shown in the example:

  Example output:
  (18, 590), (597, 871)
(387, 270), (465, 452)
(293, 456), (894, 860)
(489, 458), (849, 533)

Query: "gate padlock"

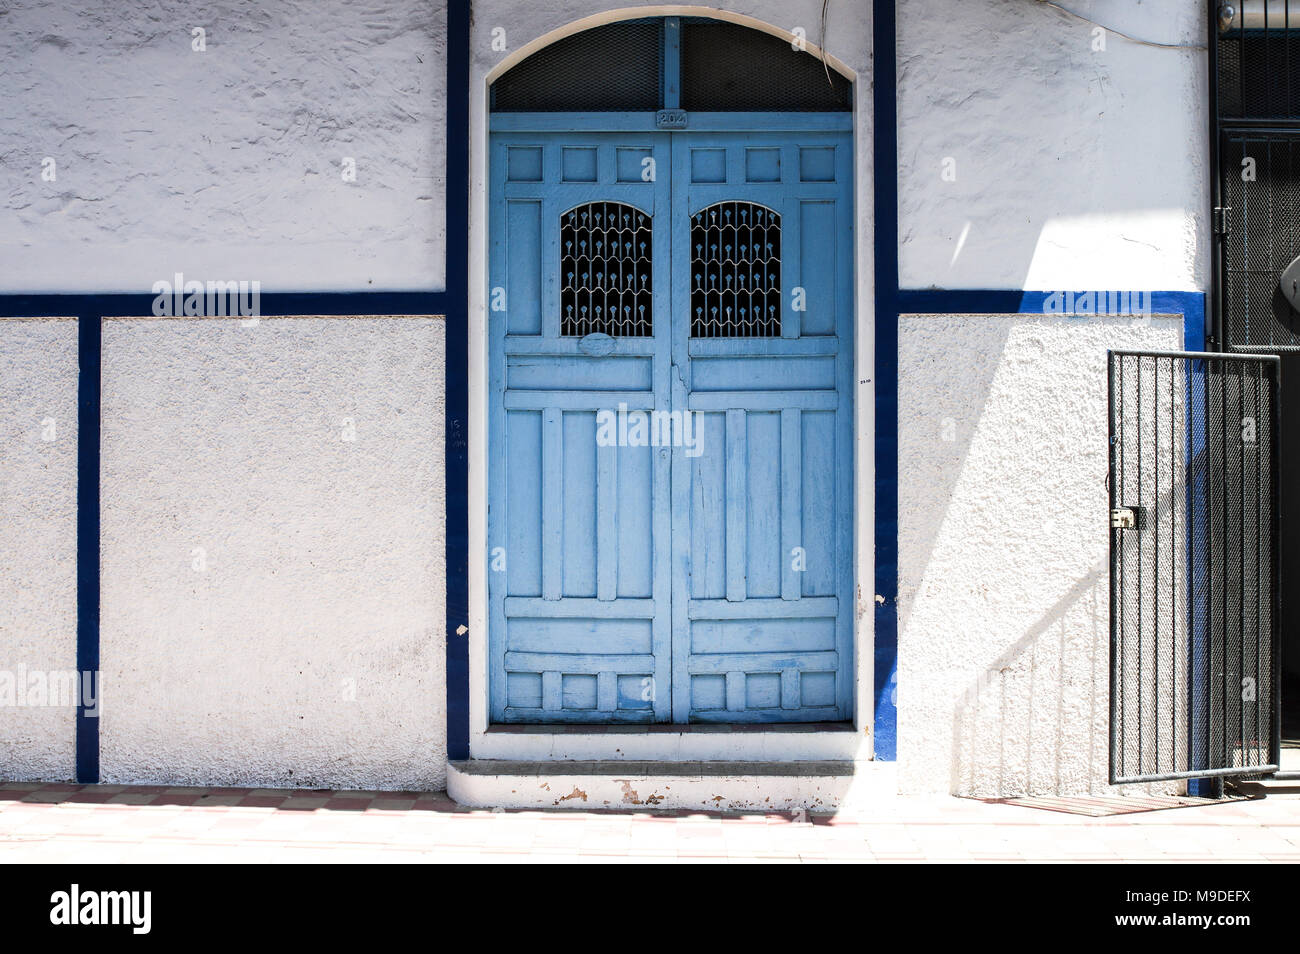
(1110, 507), (1137, 530)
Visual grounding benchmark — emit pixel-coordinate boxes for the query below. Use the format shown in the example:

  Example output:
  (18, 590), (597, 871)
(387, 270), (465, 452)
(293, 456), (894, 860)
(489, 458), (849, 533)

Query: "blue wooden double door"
(489, 128), (854, 723)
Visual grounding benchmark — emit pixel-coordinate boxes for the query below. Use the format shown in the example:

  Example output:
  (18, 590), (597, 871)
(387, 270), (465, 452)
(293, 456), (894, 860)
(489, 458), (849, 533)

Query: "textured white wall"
(0, 319), (79, 781)
(897, 313), (1183, 795)
(897, 0), (1207, 291)
(0, 0), (446, 293)
(99, 317), (446, 791)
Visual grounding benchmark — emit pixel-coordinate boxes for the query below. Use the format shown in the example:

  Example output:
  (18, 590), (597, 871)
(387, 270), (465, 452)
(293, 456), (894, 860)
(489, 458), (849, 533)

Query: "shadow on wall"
(896, 315), (1185, 797)
(948, 563), (1109, 798)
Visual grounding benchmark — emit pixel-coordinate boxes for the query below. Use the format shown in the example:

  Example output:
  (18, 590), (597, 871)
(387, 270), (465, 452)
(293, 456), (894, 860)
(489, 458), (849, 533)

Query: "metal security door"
(489, 133), (673, 722)
(670, 131), (854, 721)
(1108, 350), (1280, 782)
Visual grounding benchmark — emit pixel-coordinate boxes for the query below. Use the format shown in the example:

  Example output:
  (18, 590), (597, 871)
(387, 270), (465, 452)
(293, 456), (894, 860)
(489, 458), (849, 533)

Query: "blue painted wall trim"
(871, 0), (900, 761)
(0, 292), (451, 318)
(445, 0), (470, 761)
(897, 289), (1206, 351)
(75, 314), (100, 783)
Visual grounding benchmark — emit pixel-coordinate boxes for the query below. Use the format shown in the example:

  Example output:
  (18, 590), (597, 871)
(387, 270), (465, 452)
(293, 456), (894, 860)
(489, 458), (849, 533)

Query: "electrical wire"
(1037, 0), (1208, 50)
(820, 0), (833, 87)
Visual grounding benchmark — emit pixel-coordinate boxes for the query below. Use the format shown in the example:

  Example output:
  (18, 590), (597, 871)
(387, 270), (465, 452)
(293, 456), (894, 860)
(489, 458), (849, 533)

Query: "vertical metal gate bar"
(1138, 355), (1145, 776)
(1154, 355), (1162, 772)
(1204, 357), (1213, 773)
(1255, 362), (1264, 767)
(1190, 358), (1196, 779)
(1112, 354), (1123, 781)
(1272, 359), (1283, 768)
(1175, 358), (1185, 764)
(1209, 356), (1216, 774)
(1238, 365), (1247, 766)
(1217, 354), (1228, 774)
(1202, 358), (1209, 775)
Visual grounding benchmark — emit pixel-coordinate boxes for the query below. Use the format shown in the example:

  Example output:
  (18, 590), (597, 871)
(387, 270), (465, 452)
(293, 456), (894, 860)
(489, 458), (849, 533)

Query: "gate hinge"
(1110, 507), (1137, 530)
(1212, 206), (1231, 235)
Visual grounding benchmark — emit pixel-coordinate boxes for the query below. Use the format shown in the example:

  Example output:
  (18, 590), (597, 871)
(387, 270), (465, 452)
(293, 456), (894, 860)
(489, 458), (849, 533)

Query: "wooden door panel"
(490, 133), (672, 722)
(671, 131), (854, 722)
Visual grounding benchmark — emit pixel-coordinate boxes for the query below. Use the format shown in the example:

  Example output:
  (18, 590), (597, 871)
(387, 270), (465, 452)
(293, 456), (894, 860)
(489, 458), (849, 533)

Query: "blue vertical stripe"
(872, 0), (900, 760)
(444, 0), (471, 760)
(76, 313), (100, 783)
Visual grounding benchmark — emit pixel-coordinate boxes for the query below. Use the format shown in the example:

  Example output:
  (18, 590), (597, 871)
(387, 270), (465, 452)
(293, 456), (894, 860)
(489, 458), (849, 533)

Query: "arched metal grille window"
(561, 202), (653, 337)
(491, 17), (851, 113)
(679, 19), (851, 112)
(690, 202), (781, 338)
(491, 20), (662, 112)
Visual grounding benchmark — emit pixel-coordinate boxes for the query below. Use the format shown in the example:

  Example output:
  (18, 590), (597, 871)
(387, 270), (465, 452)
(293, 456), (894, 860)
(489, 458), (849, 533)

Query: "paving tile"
(271, 796), (322, 809)
(152, 794), (203, 807)
(105, 793), (158, 806)
(237, 796), (289, 809)
(322, 798), (371, 812)
(62, 791), (116, 804)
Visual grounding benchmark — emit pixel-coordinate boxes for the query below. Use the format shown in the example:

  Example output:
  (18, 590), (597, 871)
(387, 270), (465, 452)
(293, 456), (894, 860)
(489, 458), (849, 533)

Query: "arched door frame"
(466, 6), (874, 761)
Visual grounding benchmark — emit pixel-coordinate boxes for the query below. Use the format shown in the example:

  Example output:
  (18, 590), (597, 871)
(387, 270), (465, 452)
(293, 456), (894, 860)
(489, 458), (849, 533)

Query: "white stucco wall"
(897, 0), (1208, 291)
(0, 0), (446, 293)
(99, 316), (446, 791)
(0, 318), (79, 782)
(897, 313), (1184, 796)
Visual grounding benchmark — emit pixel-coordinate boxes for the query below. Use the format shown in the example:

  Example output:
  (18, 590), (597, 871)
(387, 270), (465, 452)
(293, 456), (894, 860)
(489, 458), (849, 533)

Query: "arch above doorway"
(490, 15), (853, 114)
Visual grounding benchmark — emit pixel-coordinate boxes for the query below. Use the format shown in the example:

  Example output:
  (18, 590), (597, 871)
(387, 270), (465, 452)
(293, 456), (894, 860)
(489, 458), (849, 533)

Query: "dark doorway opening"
(1214, 11), (1300, 776)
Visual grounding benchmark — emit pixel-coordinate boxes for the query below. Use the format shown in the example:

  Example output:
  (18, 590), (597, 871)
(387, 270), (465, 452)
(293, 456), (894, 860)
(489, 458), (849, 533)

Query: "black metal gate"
(1108, 350), (1281, 783)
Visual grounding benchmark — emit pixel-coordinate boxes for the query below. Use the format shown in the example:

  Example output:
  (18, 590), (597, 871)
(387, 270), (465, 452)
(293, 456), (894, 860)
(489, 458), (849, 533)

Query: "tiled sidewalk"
(1, 782), (1299, 862)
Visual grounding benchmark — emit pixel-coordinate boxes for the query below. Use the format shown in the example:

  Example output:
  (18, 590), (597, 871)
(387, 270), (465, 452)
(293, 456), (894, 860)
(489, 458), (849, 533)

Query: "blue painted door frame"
(487, 119), (854, 723)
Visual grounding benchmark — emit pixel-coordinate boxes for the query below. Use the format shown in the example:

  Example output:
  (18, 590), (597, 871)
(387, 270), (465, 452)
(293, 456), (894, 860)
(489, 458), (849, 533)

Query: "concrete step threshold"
(448, 759), (893, 812)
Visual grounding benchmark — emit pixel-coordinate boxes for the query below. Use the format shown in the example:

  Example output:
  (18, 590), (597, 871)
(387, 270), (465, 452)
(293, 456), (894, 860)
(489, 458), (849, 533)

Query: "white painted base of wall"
(474, 726), (869, 762)
(447, 760), (898, 812)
